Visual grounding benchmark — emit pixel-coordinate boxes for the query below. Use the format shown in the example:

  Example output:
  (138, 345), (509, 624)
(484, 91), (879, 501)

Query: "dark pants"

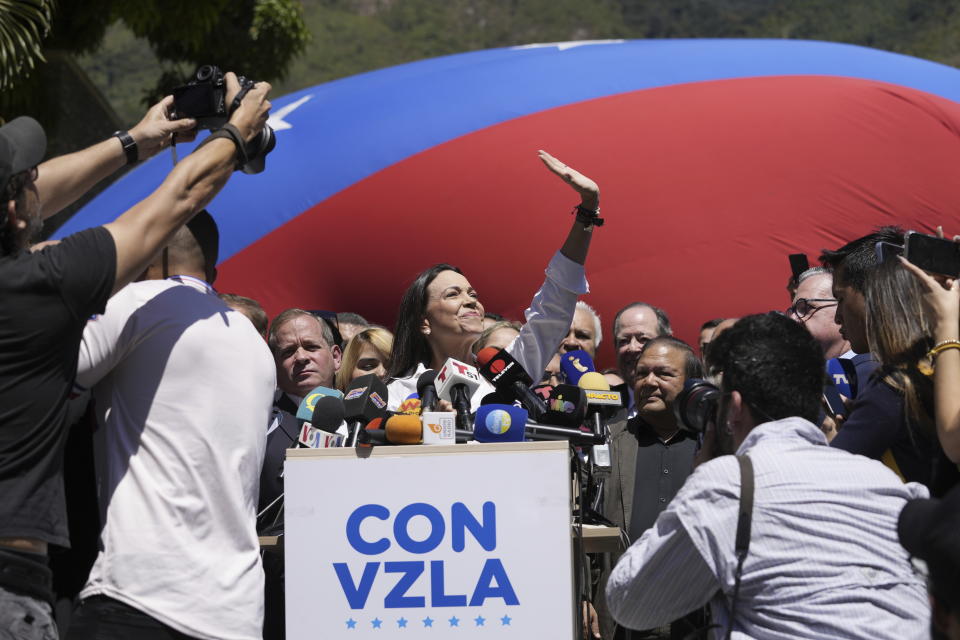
(66, 596), (198, 640)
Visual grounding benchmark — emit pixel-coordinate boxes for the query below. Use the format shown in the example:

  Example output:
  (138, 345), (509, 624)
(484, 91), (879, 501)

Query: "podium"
(284, 441), (575, 638)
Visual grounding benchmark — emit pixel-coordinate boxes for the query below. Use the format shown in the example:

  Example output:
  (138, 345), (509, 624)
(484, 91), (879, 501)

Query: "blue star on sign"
(501, 615), (512, 626)
(372, 618), (382, 629)
(449, 616), (460, 627)
(474, 616), (486, 626)
(397, 617), (408, 628)
(422, 617), (434, 628)
(345, 618), (357, 629)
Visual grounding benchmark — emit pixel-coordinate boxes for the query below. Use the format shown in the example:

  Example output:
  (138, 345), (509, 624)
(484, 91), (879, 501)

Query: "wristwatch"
(113, 130), (138, 166)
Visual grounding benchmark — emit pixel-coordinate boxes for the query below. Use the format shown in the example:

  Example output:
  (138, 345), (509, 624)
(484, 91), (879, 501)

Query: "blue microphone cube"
(559, 350), (595, 385)
(473, 404), (528, 443)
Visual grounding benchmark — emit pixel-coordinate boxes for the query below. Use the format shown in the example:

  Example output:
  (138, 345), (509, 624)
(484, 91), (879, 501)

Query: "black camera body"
(172, 65), (276, 174)
(673, 378), (722, 434)
(172, 65), (237, 129)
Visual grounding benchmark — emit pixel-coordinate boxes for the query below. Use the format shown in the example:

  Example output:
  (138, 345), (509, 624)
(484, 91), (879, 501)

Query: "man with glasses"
(0, 76), (272, 639)
(787, 267), (849, 360)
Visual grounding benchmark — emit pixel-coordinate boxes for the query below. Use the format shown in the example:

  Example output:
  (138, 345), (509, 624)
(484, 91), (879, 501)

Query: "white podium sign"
(285, 441), (573, 639)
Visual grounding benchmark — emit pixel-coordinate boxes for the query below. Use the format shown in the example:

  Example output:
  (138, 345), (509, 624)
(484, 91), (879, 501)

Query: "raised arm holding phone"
(899, 231), (960, 464)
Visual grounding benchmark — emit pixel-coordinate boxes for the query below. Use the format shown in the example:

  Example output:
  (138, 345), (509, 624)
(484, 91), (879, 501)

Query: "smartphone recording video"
(904, 231), (960, 277)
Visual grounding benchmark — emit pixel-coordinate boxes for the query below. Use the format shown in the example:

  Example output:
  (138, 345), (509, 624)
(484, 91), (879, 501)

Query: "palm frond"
(0, 0), (54, 91)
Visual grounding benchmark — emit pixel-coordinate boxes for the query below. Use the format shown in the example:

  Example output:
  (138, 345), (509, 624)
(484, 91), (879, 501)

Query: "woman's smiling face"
(421, 269), (485, 339)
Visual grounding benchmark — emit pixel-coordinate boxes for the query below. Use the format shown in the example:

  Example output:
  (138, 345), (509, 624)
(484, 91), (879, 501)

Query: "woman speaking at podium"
(385, 151), (601, 411)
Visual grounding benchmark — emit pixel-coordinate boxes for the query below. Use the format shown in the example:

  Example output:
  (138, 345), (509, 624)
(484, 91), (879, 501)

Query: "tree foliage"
(3, 0), (308, 104)
(0, 0), (53, 90)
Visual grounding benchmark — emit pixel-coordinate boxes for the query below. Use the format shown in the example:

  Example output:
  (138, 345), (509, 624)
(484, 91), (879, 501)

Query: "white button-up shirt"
(606, 416), (930, 639)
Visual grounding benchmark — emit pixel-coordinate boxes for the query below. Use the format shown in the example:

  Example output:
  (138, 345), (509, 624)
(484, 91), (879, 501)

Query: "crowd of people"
(0, 70), (958, 640)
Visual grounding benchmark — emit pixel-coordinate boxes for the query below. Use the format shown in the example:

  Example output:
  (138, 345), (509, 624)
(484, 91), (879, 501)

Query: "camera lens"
(674, 378), (721, 433)
(241, 125), (277, 175)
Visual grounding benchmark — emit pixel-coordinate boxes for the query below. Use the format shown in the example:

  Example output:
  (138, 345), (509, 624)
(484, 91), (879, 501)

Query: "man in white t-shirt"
(69, 212), (275, 640)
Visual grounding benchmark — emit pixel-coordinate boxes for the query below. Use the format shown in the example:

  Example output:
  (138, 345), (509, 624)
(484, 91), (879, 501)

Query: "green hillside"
(78, 0), (960, 126)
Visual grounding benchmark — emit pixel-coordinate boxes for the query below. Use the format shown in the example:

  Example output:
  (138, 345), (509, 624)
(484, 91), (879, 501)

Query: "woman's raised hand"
(538, 150), (599, 211)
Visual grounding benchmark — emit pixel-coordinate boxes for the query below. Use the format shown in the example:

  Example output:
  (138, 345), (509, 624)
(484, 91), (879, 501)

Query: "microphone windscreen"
(577, 371), (610, 391)
(435, 357), (482, 403)
(415, 369), (438, 413)
(473, 404), (527, 443)
(296, 385), (344, 422)
(365, 417), (384, 430)
(532, 384), (554, 401)
(540, 384), (588, 427)
(416, 369), (438, 397)
(421, 411), (456, 445)
(311, 395), (346, 433)
(343, 374), (389, 422)
(480, 390), (515, 405)
(560, 350), (596, 386)
(397, 392), (422, 415)
(298, 422), (344, 448)
(385, 414), (423, 445)
(475, 347), (500, 368)
(475, 347), (534, 389)
(825, 358), (853, 398)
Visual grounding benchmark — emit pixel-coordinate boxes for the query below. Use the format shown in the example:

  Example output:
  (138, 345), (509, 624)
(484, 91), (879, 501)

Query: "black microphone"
(342, 374), (389, 447)
(311, 395), (346, 433)
(475, 347), (548, 420)
(538, 384), (588, 429)
(435, 358), (482, 432)
(416, 369), (439, 414)
(480, 390), (517, 406)
(296, 395), (347, 448)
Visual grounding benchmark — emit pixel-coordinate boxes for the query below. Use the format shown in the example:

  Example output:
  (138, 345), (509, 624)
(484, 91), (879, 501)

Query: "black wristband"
(113, 130), (138, 165)
(573, 204), (604, 228)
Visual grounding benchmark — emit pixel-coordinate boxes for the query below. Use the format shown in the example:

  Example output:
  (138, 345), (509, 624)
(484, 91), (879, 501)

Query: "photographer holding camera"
(0, 72), (271, 640)
(605, 313), (929, 639)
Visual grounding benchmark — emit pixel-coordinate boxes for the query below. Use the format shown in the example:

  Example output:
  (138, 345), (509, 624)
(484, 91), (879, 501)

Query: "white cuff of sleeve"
(545, 250), (589, 295)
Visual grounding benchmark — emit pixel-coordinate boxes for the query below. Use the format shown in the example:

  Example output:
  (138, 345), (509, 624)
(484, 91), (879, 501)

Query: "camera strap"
(229, 79), (256, 116)
(196, 123), (249, 171)
(724, 453), (754, 640)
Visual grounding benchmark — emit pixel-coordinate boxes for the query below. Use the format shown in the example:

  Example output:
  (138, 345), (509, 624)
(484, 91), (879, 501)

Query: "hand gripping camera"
(172, 65), (276, 174)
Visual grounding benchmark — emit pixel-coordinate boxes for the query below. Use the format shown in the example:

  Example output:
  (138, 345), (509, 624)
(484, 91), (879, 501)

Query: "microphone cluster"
(291, 347), (624, 451)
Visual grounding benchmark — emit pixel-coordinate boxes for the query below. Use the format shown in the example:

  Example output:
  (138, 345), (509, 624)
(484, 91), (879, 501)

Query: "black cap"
(0, 117), (46, 193)
(898, 484), (960, 608)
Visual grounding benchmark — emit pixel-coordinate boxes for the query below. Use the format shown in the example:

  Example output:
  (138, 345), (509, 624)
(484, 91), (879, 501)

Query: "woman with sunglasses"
(385, 151), (599, 411)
